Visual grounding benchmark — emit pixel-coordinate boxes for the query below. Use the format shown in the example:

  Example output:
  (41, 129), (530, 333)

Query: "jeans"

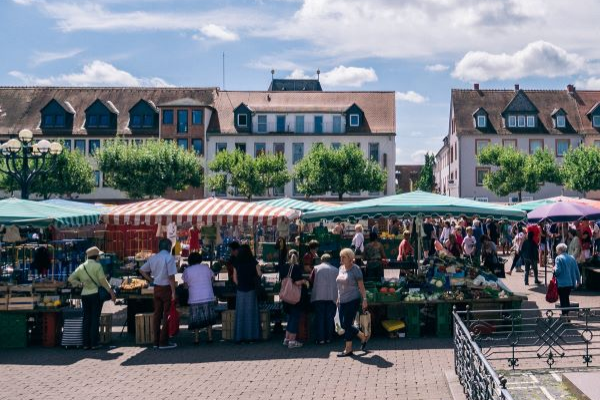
(557, 286), (573, 316)
(339, 298), (360, 342)
(524, 259), (538, 284)
(82, 293), (102, 348)
(509, 252), (521, 272)
(313, 300), (336, 342)
(153, 285), (172, 347)
(286, 305), (302, 334)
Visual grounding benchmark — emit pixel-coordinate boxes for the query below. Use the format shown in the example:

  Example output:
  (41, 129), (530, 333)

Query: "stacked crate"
(135, 313), (154, 345)
(99, 313), (112, 344)
(221, 310), (235, 341)
(0, 286), (8, 311)
(259, 310), (270, 340)
(8, 285), (38, 311)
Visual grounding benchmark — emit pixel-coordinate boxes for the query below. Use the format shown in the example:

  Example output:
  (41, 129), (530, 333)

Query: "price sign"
(201, 226), (217, 241)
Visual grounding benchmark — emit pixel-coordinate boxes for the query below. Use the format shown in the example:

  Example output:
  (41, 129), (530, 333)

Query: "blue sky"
(2, 0), (600, 164)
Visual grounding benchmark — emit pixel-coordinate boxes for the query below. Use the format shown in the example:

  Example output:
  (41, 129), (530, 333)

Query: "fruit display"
(404, 292), (426, 302)
(120, 277), (148, 292)
(39, 296), (62, 308)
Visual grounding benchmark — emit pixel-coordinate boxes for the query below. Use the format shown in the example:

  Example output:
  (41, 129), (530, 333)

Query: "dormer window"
(40, 99), (73, 131)
(237, 114), (248, 127)
(85, 99), (117, 130)
(129, 100), (158, 130)
(508, 116), (516, 128)
(527, 116), (535, 127)
(594, 116), (600, 128)
(349, 114), (360, 127)
(556, 115), (566, 128)
(517, 115), (526, 127)
(477, 115), (487, 128)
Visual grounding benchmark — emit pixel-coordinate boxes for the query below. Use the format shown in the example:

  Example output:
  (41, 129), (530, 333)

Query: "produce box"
(8, 286), (37, 311)
(377, 291), (401, 303)
(0, 312), (28, 348)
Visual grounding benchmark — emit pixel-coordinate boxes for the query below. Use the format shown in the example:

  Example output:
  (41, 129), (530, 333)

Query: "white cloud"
(410, 150), (429, 164)
(194, 24), (239, 42)
(30, 49), (83, 66)
(284, 66), (377, 87)
(395, 91), (428, 103)
(452, 41), (586, 82)
(425, 64), (449, 72)
(286, 69), (313, 79)
(9, 60), (173, 87)
(576, 77), (600, 90)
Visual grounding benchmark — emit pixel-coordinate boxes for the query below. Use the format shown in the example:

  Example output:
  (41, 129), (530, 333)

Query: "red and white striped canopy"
(104, 197), (300, 226)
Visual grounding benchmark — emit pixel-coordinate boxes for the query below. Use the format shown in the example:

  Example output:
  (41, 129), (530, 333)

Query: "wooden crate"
(99, 313), (112, 344)
(0, 287), (8, 311)
(221, 310), (235, 341)
(9, 286), (37, 310)
(260, 310), (270, 341)
(135, 313), (154, 345)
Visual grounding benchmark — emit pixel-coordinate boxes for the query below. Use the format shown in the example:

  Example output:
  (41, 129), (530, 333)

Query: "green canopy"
(509, 198), (558, 212)
(301, 191), (526, 223)
(0, 198), (102, 227)
(255, 197), (336, 213)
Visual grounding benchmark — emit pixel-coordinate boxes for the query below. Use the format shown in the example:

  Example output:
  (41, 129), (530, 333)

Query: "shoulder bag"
(83, 264), (112, 303)
(546, 275), (559, 303)
(279, 264), (301, 305)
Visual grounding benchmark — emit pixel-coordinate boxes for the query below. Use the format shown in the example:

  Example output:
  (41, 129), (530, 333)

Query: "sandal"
(337, 351), (353, 357)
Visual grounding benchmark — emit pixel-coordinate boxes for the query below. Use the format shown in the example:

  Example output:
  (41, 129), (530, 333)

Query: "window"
(254, 142), (266, 157)
(273, 143), (285, 156)
(314, 116), (323, 133)
(177, 139), (188, 150)
(292, 143), (304, 164)
(44, 114), (54, 127)
(62, 140), (72, 151)
(143, 114), (154, 128)
(237, 114), (247, 127)
(476, 168), (490, 186)
(333, 116), (342, 133)
(477, 115), (487, 128)
(131, 115), (142, 128)
(88, 140), (101, 155)
(276, 115), (286, 132)
(526, 115), (535, 127)
(508, 115), (516, 128)
(192, 110), (203, 125)
(593, 116), (600, 128)
(216, 143), (227, 152)
(517, 115), (526, 127)
(295, 116), (304, 133)
(503, 139), (517, 149)
(162, 109), (173, 124)
(349, 114), (360, 127)
(369, 143), (380, 163)
(555, 139), (570, 157)
(556, 115), (566, 128)
(595, 140), (600, 148)
(192, 139), (203, 155)
(331, 142), (341, 150)
(99, 115), (109, 128)
(177, 110), (188, 133)
(55, 114), (65, 127)
(74, 140), (86, 153)
(235, 143), (246, 153)
(257, 115), (267, 133)
(529, 139), (543, 154)
(88, 115), (98, 128)
(475, 139), (490, 155)
(94, 171), (101, 188)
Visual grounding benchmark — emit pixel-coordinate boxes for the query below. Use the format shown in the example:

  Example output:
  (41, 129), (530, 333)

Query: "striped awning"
(0, 198), (102, 227)
(103, 197), (299, 226)
(255, 197), (337, 213)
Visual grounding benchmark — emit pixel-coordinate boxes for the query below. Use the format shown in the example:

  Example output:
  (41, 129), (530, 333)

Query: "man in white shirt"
(139, 238), (178, 349)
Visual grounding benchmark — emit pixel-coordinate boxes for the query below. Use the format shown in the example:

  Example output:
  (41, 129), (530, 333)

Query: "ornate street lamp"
(0, 129), (63, 199)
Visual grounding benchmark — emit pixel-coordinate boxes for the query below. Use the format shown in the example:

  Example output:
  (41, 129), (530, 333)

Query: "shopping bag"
(334, 307), (345, 336)
(546, 276), (559, 303)
(359, 311), (371, 338)
(168, 302), (180, 337)
(279, 265), (301, 305)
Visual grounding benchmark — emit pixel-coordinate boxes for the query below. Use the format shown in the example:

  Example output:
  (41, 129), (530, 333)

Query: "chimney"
(567, 84), (576, 94)
(473, 83), (480, 90)
(514, 84), (520, 91)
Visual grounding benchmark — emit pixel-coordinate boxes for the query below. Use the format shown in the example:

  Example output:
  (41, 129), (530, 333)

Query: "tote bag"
(168, 302), (180, 337)
(279, 265), (301, 305)
(546, 276), (559, 303)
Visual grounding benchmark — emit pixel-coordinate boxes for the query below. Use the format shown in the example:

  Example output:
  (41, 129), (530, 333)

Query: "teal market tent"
(42, 199), (112, 214)
(301, 191), (526, 223)
(255, 197), (336, 213)
(0, 198), (102, 227)
(509, 198), (558, 212)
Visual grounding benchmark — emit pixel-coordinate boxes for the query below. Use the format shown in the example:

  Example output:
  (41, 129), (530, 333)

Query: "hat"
(86, 246), (104, 258)
(228, 241), (240, 250)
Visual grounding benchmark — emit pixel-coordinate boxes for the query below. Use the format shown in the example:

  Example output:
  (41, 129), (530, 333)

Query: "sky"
(1, 0), (600, 164)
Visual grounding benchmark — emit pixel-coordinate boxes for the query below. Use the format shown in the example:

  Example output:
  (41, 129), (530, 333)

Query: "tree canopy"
(0, 145), (95, 199)
(477, 145), (561, 202)
(206, 150), (291, 199)
(415, 153), (436, 192)
(561, 145), (600, 193)
(97, 139), (203, 198)
(293, 143), (387, 200)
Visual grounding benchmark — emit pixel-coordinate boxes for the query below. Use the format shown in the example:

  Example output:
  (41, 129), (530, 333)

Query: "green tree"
(0, 146), (95, 199)
(561, 145), (600, 193)
(207, 150), (291, 199)
(415, 153), (436, 192)
(293, 144), (387, 200)
(477, 145), (561, 202)
(97, 139), (203, 198)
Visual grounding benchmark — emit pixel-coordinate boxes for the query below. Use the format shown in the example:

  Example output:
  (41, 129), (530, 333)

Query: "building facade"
(0, 79), (396, 201)
(395, 165), (422, 194)
(434, 84), (600, 202)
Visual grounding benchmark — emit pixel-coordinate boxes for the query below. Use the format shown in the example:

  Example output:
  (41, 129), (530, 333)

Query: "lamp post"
(0, 129), (63, 199)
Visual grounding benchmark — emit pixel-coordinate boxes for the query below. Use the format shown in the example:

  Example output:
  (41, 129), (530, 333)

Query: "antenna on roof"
(317, 68), (320, 81)
(222, 52), (226, 90)
(271, 69), (275, 82)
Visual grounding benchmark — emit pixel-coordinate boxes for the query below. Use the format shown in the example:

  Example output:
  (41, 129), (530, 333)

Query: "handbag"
(83, 264), (112, 303)
(546, 275), (559, 303)
(334, 307), (345, 336)
(279, 264), (301, 305)
(359, 311), (371, 338)
(168, 301), (180, 337)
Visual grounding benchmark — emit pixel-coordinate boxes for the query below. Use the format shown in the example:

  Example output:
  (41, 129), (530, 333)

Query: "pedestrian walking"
(310, 253), (338, 344)
(521, 231), (541, 285)
(233, 244), (262, 343)
(553, 243), (581, 316)
(280, 250), (308, 349)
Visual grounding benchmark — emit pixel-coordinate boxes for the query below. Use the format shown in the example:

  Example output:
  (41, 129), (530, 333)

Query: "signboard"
(201, 226), (217, 241)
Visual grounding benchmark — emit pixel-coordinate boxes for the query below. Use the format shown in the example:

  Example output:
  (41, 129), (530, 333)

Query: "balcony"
(254, 121), (344, 134)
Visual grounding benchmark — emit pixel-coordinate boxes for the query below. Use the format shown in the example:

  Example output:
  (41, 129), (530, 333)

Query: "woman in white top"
(182, 252), (216, 344)
(351, 224), (365, 255)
